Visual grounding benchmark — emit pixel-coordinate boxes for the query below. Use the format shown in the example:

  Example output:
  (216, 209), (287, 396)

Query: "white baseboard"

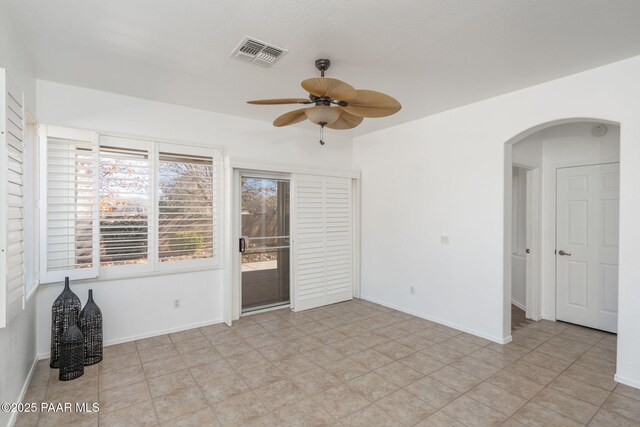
(38, 318), (224, 360)
(361, 295), (511, 344)
(8, 355), (39, 427)
(614, 374), (640, 390)
(511, 299), (526, 311)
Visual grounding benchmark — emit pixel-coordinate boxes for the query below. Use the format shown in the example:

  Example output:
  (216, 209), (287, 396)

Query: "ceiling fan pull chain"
(319, 124), (325, 145)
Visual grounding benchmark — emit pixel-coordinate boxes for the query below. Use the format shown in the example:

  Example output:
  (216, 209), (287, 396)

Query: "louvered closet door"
(293, 174), (353, 311)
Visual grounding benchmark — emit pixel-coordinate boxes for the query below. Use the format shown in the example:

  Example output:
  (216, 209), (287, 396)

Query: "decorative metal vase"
(80, 289), (103, 366)
(59, 323), (85, 381)
(50, 277), (81, 368)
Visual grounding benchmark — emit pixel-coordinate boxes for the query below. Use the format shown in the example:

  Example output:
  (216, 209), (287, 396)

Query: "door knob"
(558, 250), (572, 256)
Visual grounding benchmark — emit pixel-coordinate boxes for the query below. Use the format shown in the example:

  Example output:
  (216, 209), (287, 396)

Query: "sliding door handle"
(558, 250), (571, 256)
(239, 237), (246, 253)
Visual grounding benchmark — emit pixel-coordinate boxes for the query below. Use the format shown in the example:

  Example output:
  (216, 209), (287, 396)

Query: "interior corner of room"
(2, 1), (640, 426)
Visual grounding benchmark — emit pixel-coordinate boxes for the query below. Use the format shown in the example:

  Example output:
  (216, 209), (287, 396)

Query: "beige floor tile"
(103, 342), (137, 358)
(244, 412), (282, 427)
(243, 332), (282, 349)
(215, 338), (254, 358)
(564, 363), (618, 391)
(168, 328), (204, 343)
(374, 341), (415, 360)
(180, 346), (223, 368)
(329, 337), (370, 357)
(375, 361), (424, 387)
(414, 410), (465, 426)
(147, 369), (196, 397)
(486, 370), (545, 399)
(518, 350), (573, 374)
(99, 380), (151, 413)
(422, 343), (466, 364)
(511, 402), (582, 427)
(503, 359), (559, 386)
(339, 404), (398, 426)
(428, 366), (482, 393)
(254, 378), (305, 409)
(98, 401), (157, 427)
(160, 407), (220, 426)
(548, 374), (611, 406)
(323, 357), (370, 382)
(200, 373), (250, 404)
(349, 348), (394, 370)
(135, 335), (172, 351)
(404, 376), (461, 409)
(532, 387), (599, 423)
(395, 333), (436, 352)
(189, 358), (235, 385)
(238, 362), (288, 389)
(602, 392), (640, 422)
(376, 389), (435, 426)
(99, 365), (145, 392)
(314, 384), (371, 418)
(142, 354), (187, 379)
(272, 353), (318, 376)
(442, 395), (508, 426)
(347, 371), (399, 402)
(589, 408), (640, 427)
(291, 366), (340, 394)
(137, 342), (179, 364)
(351, 331), (390, 347)
(212, 390), (271, 427)
(98, 351), (142, 374)
(174, 336), (212, 355)
(440, 336), (483, 355)
(274, 397), (336, 426)
(257, 342), (299, 361)
(466, 382), (527, 416)
(448, 355), (500, 380)
(225, 349), (270, 371)
(468, 347), (517, 368)
(399, 351), (445, 375)
(615, 383), (640, 402)
(152, 385), (208, 422)
(302, 345), (344, 365)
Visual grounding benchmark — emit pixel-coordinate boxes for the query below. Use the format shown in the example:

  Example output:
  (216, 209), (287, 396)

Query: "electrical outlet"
(410, 286), (415, 295)
(440, 235), (450, 244)
(173, 299), (181, 309)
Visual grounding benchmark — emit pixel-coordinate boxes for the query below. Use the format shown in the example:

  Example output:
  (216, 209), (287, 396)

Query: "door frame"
(512, 163), (542, 322)
(552, 160), (620, 327)
(232, 169), (293, 319)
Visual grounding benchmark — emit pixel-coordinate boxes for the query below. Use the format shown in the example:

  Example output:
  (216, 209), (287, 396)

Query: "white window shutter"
(40, 125), (100, 283)
(0, 71), (26, 327)
(292, 174), (353, 311)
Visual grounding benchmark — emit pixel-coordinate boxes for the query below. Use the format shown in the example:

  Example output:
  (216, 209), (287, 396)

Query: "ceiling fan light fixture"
(304, 106), (340, 125)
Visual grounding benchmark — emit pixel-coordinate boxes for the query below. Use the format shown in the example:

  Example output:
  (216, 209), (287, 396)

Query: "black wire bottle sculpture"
(59, 322), (84, 381)
(80, 289), (103, 365)
(50, 277), (81, 368)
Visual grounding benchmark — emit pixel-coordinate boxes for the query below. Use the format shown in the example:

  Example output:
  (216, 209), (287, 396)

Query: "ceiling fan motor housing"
(315, 59), (331, 76)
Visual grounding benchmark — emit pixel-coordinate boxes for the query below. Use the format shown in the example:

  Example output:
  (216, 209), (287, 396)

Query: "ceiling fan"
(247, 59), (401, 144)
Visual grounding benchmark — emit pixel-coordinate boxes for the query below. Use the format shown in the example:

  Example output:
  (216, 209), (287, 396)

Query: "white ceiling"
(7, 0), (640, 136)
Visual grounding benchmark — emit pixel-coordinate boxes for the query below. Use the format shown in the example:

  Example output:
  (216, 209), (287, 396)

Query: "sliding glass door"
(240, 175), (290, 313)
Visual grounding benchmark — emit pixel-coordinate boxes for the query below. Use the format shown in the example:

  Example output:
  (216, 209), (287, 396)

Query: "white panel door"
(293, 174), (353, 311)
(556, 163), (619, 333)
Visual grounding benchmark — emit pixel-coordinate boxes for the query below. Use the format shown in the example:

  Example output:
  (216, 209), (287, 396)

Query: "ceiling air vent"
(231, 36), (287, 67)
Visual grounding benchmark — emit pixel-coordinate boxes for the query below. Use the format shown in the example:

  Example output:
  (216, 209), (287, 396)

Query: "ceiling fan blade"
(326, 108), (364, 130)
(273, 108), (309, 127)
(342, 90), (401, 118)
(301, 77), (357, 101)
(247, 98), (310, 105)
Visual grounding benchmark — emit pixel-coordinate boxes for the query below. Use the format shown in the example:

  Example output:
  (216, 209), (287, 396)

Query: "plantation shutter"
(0, 72), (26, 327)
(41, 126), (99, 283)
(292, 174), (353, 311)
(157, 143), (218, 269)
(99, 136), (152, 272)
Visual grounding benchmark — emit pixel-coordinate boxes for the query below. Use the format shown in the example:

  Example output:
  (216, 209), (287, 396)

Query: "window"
(99, 143), (151, 269)
(40, 127), (219, 282)
(158, 151), (215, 263)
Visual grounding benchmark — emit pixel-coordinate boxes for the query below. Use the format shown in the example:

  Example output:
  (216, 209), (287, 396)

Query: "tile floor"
(15, 299), (640, 426)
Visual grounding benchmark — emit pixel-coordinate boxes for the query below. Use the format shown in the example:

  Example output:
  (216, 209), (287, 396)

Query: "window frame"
(40, 127), (222, 284)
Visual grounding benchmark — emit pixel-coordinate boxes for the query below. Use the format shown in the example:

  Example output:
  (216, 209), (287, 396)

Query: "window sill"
(39, 264), (221, 286)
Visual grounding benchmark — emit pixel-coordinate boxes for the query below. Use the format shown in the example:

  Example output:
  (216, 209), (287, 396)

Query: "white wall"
(35, 80), (354, 357)
(0, 4), (38, 427)
(353, 55), (640, 389)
